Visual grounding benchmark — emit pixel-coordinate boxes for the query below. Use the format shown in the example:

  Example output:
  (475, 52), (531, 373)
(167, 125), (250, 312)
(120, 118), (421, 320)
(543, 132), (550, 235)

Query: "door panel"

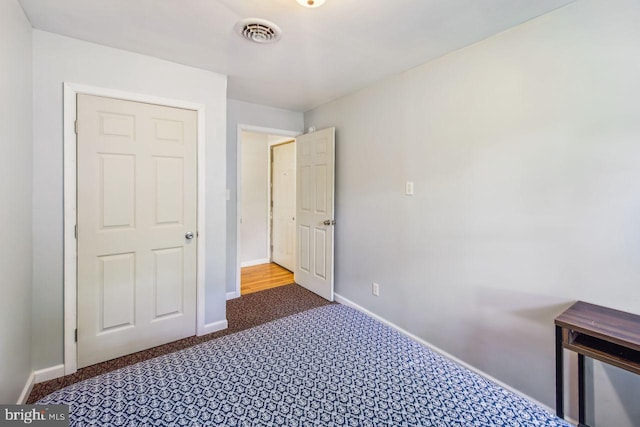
(100, 154), (135, 229)
(77, 94), (197, 368)
(300, 166), (311, 211)
(154, 157), (184, 225)
(315, 165), (327, 213)
(153, 247), (184, 319)
(99, 253), (135, 332)
(299, 225), (311, 272)
(295, 127), (335, 301)
(314, 228), (327, 279)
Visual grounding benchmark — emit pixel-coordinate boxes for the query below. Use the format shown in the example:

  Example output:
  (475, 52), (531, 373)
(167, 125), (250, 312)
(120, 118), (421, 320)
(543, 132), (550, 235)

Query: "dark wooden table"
(555, 301), (640, 427)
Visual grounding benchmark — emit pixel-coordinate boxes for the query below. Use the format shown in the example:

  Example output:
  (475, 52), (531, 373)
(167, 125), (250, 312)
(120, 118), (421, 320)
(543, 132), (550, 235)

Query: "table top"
(555, 301), (640, 352)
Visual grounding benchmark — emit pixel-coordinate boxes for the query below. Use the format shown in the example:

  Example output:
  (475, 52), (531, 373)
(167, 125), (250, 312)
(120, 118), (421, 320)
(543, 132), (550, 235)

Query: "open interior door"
(295, 127), (335, 301)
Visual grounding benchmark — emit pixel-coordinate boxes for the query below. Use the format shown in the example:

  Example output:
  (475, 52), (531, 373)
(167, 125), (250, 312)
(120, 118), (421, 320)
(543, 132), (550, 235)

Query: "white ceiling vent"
(236, 18), (282, 44)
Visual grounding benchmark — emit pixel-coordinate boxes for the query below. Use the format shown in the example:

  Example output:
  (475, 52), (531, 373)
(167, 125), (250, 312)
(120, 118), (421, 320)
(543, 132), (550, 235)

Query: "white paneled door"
(76, 94), (197, 368)
(271, 142), (296, 271)
(295, 128), (335, 301)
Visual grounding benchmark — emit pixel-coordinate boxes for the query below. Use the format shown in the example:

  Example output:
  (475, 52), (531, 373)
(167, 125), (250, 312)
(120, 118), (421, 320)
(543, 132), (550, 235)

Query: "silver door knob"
(323, 220), (336, 226)
(185, 232), (194, 240)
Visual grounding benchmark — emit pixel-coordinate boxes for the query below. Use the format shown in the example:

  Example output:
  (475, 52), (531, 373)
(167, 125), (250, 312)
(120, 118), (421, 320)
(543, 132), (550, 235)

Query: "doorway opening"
(236, 126), (299, 297)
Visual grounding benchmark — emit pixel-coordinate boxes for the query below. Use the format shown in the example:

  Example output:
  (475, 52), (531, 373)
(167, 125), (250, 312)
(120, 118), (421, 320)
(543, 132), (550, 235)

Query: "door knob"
(185, 231), (194, 240)
(323, 220), (336, 226)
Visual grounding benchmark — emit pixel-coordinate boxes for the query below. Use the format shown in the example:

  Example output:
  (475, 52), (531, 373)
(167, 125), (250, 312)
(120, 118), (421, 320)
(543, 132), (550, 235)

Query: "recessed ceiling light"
(296, 0), (326, 8)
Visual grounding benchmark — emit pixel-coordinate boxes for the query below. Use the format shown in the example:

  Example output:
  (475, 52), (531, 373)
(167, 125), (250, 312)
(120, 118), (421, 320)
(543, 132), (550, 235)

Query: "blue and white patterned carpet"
(39, 304), (571, 426)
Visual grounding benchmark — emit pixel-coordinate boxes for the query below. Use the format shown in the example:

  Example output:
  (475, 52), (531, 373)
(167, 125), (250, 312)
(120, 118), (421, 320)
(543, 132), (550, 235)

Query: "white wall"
(305, 1), (640, 426)
(0, 0), (33, 404)
(32, 31), (227, 370)
(240, 131), (269, 265)
(226, 100), (303, 293)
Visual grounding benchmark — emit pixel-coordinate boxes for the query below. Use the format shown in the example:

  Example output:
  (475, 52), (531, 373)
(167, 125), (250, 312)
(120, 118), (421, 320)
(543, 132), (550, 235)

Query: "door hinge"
(74, 329), (78, 342)
(74, 224), (78, 239)
(74, 120), (78, 134)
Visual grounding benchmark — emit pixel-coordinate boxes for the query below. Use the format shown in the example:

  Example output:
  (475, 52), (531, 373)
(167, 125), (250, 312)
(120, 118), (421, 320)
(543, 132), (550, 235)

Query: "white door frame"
(234, 125), (299, 299)
(63, 82), (208, 375)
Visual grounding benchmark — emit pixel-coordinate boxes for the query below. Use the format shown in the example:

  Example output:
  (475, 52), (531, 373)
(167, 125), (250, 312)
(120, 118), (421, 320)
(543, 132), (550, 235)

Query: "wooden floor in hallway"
(241, 263), (294, 295)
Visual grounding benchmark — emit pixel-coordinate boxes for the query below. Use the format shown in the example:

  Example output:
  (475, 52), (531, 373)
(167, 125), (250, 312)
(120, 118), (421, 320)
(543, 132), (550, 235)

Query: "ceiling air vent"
(236, 18), (282, 44)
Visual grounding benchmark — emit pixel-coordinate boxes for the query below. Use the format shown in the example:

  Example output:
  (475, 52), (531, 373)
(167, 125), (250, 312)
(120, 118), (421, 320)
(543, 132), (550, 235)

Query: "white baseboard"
(198, 319), (228, 336)
(334, 293), (561, 418)
(240, 258), (269, 268)
(34, 364), (66, 384)
(226, 291), (240, 300)
(17, 372), (35, 404)
(17, 363), (68, 403)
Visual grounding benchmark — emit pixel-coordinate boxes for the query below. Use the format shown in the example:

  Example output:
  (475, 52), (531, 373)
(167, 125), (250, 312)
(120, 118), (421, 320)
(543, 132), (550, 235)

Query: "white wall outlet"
(372, 282), (380, 296)
(405, 181), (414, 196)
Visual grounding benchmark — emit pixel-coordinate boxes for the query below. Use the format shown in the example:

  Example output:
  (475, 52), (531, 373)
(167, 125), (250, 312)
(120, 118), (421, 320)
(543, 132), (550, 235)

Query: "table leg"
(555, 325), (564, 419)
(578, 353), (586, 426)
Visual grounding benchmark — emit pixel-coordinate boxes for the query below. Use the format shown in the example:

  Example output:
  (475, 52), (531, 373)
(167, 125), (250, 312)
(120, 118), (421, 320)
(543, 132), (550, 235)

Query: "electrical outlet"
(372, 282), (380, 296)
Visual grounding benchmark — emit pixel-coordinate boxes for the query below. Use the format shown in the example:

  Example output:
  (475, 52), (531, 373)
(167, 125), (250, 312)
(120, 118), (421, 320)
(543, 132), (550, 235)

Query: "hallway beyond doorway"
(241, 263), (294, 295)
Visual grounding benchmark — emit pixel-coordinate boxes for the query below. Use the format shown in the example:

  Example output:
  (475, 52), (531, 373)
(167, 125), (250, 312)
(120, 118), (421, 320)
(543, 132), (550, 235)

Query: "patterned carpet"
(27, 283), (331, 403)
(37, 304), (571, 426)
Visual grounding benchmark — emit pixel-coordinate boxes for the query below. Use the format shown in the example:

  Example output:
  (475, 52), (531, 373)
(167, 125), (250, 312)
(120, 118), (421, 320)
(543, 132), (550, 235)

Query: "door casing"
(63, 82), (213, 375)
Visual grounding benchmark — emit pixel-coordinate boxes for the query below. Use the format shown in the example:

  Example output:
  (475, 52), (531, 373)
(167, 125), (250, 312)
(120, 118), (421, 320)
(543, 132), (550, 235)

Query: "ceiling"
(18, 0), (575, 112)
